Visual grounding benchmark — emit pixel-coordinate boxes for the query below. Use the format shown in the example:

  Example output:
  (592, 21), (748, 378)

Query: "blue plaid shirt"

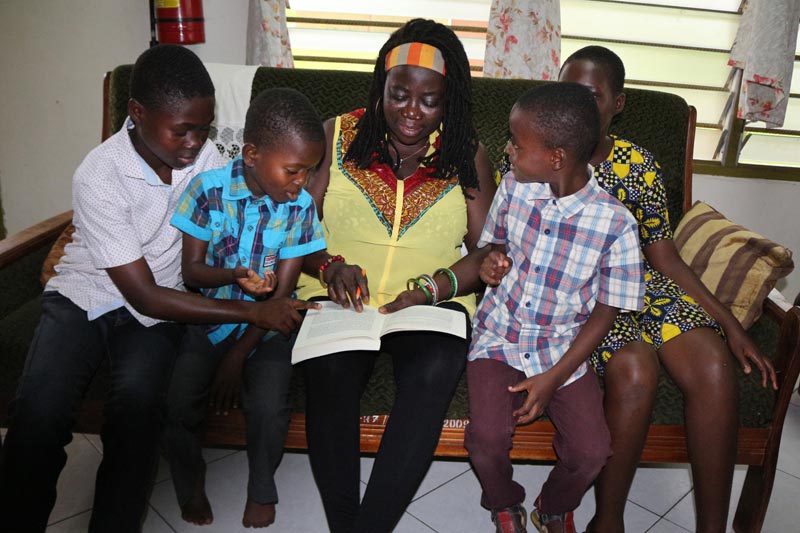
(469, 174), (644, 386)
(171, 157), (326, 344)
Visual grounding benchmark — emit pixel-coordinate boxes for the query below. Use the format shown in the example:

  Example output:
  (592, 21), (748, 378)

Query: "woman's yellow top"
(296, 109), (477, 317)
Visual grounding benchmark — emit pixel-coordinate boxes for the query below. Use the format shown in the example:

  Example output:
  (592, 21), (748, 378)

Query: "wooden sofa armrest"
(733, 291), (800, 531)
(762, 290), (800, 422)
(0, 211), (73, 269)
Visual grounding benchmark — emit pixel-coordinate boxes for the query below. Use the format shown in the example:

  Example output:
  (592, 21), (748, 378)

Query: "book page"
(291, 302), (385, 364)
(381, 305), (467, 339)
(291, 302), (467, 365)
(301, 304), (384, 340)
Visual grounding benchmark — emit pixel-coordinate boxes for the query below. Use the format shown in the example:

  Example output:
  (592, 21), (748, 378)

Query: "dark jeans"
(0, 291), (183, 532)
(465, 359), (611, 515)
(164, 325), (293, 506)
(302, 302), (470, 533)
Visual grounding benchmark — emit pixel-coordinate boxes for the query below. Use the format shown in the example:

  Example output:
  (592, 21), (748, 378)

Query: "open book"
(292, 301), (467, 364)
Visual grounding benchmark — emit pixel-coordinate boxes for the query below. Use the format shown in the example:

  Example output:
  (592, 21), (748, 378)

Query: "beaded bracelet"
(406, 277), (434, 305)
(319, 255), (345, 288)
(434, 267), (458, 300)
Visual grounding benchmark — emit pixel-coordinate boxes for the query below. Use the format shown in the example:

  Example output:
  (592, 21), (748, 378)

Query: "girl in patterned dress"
(558, 46), (778, 533)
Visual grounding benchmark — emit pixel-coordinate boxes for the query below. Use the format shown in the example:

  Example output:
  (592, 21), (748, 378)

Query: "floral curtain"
(484, 0), (561, 80)
(246, 0), (294, 68)
(728, 0), (799, 127)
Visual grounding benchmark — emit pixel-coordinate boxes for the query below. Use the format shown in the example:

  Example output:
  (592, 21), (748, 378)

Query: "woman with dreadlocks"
(295, 18), (495, 533)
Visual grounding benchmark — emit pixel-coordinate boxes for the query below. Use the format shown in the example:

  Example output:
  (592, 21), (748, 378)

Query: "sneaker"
(530, 508), (576, 533)
(491, 504), (528, 533)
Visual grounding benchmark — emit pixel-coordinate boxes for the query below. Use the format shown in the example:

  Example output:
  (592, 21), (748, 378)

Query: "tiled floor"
(24, 386), (800, 532)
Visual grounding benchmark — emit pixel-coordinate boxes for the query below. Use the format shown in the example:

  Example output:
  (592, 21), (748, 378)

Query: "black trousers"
(301, 302), (469, 533)
(0, 292), (183, 533)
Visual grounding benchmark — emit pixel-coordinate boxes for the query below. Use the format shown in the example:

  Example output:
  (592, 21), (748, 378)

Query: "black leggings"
(302, 303), (469, 533)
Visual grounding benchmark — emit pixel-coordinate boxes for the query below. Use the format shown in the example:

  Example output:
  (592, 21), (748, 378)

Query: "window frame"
(286, 0), (800, 182)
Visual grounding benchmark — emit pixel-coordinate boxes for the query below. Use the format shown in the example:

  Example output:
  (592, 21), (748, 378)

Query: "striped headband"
(385, 42), (446, 75)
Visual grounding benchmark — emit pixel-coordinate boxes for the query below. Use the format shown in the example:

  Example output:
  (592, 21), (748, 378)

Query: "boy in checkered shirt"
(465, 83), (645, 533)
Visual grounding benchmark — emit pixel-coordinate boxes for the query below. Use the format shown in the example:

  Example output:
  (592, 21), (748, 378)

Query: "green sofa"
(1, 65), (799, 532)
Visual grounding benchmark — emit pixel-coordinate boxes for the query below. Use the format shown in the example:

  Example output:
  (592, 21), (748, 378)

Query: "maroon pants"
(465, 358), (611, 514)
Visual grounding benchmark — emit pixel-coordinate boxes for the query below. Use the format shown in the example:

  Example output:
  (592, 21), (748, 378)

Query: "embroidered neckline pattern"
(336, 111), (457, 239)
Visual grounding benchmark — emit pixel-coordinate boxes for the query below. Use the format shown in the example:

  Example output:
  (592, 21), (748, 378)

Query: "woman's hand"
(508, 371), (559, 425)
(324, 262), (369, 311)
(234, 266), (277, 297)
(379, 288), (428, 314)
(726, 327), (778, 390)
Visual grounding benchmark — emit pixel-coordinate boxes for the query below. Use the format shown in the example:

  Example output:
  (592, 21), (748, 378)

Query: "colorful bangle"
(319, 255), (345, 288)
(434, 267), (458, 300)
(406, 277), (434, 305)
(419, 274), (439, 304)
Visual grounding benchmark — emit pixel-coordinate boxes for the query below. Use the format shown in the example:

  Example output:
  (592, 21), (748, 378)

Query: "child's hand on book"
(251, 298), (321, 334)
(508, 372), (559, 425)
(235, 266), (277, 297)
(480, 251), (512, 286)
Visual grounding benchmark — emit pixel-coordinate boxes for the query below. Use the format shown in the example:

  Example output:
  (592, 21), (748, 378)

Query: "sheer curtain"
(246, 0), (294, 67)
(483, 0), (561, 80)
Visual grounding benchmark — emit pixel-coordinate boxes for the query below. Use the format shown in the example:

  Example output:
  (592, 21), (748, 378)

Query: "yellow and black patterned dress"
(589, 137), (723, 375)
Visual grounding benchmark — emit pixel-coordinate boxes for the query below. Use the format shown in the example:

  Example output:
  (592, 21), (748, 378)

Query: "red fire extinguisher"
(152, 0), (205, 45)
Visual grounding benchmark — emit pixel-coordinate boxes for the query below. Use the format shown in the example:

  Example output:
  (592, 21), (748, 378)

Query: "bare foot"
(242, 499), (276, 528)
(180, 478), (213, 525)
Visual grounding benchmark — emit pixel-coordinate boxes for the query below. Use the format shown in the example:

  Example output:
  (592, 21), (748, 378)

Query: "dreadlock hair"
(345, 18), (479, 189)
(244, 88), (324, 150)
(129, 44), (214, 112)
(561, 45), (626, 96)
(514, 82), (600, 165)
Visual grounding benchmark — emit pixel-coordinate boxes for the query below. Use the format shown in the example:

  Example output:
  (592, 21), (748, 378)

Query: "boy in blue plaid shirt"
(465, 83), (645, 533)
(165, 88), (326, 528)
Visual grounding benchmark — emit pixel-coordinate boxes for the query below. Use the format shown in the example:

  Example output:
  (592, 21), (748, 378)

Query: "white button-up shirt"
(47, 119), (226, 326)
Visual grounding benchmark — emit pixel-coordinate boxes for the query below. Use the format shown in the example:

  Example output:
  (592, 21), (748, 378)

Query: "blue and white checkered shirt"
(469, 174), (644, 387)
(171, 157), (326, 344)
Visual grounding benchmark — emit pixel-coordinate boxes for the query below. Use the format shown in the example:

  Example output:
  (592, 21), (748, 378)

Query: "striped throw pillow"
(674, 201), (794, 329)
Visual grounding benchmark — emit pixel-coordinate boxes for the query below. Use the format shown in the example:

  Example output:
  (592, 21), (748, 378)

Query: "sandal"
(491, 503), (528, 533)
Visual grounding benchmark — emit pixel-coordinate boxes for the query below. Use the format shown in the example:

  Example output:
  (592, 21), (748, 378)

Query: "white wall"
(693, 175), (800, 303)
(0, 0), (248, 236)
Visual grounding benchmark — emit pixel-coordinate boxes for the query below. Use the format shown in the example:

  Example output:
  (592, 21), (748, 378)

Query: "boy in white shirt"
(0, 44), (316, 532)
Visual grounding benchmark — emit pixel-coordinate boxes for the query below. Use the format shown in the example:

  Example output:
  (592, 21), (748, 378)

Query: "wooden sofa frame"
(1, 66), (798, 532)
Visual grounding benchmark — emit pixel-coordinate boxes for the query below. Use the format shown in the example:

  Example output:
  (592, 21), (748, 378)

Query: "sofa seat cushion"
(284, 314), (778, 428)
(650, 309), (778, 427)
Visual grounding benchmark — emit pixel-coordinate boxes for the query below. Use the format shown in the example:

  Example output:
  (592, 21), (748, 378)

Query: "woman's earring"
(374, 96), (383, 116)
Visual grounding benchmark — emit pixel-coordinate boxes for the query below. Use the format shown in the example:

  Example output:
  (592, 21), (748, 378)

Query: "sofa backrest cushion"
(106, 65), (691, 227)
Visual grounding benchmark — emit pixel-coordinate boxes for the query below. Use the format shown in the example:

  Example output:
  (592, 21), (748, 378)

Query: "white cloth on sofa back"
(204, 62), (259, 162)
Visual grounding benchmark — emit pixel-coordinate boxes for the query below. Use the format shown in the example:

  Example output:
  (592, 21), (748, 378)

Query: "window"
(286, 0), (800, 178)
